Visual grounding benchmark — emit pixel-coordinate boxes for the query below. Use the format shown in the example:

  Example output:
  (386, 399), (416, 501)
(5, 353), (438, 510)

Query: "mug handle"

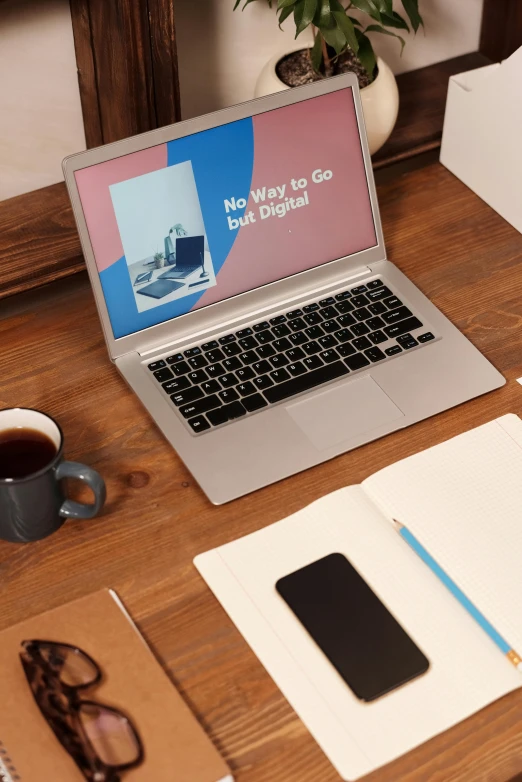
(55, 461), (107, 520)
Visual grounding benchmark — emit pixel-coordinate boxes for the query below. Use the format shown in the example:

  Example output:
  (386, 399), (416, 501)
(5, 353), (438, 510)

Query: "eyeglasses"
(20, 640), (144, 782)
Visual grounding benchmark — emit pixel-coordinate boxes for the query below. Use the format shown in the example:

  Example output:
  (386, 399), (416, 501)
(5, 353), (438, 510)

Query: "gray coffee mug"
(0, 408), (106, 543)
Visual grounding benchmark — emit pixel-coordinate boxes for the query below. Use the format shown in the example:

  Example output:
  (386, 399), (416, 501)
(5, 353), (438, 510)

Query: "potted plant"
(154, 251), (166, 269)
(233, 0), (423, 155)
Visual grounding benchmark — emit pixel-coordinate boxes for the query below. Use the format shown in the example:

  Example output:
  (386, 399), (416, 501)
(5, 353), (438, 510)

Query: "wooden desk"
(2, 162), (522, 782)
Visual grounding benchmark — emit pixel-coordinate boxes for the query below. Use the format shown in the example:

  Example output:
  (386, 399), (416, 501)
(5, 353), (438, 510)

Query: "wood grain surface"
(2, 162), (522, 782)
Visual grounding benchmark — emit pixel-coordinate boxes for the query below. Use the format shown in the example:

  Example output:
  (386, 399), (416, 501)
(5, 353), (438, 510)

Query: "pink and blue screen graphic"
(75, 88), (377, 339)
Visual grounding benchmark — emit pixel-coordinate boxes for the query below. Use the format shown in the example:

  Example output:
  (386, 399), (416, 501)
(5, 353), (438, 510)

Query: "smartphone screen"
(276, 553), (429, 702)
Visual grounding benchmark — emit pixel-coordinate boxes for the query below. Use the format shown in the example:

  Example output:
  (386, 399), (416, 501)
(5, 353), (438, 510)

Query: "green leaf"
(332, 9), (358, 53)
(321, 23), (347, 53)
(380, 10), (409, 30)
(348, 15), (362, 27)
(365, 23), (405, 53)
(294, 0), (318, 36)
(312, 0), (331, 28)
(278, 4), (294, 26)
(355, 28), (377, 79)
(350, 0), (382, 24)
(278, 0), (297, 8)
(311, 31), (324, 72)
(401, 0), (423, 32)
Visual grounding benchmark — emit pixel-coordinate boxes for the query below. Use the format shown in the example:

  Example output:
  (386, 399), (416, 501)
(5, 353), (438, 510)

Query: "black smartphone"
(276, 553), (429, 702)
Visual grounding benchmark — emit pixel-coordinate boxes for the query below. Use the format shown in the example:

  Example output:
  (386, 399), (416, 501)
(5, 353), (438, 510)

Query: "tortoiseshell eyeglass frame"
(20, 640), (144, 782)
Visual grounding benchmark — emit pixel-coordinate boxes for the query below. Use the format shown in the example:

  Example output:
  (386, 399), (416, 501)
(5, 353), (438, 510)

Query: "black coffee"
(0, 428), (57, 479)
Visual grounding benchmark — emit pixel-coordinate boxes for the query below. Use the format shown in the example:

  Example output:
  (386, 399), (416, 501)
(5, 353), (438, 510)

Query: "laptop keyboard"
(147, 279), (435, 434)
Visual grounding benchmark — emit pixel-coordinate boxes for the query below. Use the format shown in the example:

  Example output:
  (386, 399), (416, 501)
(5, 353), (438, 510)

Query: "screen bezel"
(63, 73), (386, 359)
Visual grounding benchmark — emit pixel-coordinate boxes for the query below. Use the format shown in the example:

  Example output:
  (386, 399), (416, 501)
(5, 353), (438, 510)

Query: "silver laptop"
(63, 73), (504, 505)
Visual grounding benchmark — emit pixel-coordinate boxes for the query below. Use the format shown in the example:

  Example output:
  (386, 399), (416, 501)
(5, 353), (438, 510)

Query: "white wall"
(176, 0), (483, 119)
(0, 0), (86, 201)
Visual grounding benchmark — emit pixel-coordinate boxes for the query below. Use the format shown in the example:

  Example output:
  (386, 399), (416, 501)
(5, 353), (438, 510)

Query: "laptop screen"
(74, 87), (377, 339)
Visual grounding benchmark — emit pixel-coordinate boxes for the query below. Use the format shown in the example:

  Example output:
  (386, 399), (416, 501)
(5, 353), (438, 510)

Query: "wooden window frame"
(0, 0), (520, 301)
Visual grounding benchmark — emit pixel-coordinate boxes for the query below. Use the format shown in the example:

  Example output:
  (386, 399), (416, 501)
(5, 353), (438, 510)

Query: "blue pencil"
(393, 519), (522, 671)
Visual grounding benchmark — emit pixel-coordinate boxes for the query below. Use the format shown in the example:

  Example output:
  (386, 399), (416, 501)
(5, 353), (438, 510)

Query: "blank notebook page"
(363, 414), (522, 658)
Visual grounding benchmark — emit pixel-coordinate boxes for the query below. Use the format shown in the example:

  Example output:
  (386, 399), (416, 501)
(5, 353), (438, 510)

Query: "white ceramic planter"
(254, 44), (399, 156)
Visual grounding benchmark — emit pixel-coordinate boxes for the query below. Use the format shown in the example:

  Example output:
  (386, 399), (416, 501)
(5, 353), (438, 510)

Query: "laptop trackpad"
(286, 375), (404, 451)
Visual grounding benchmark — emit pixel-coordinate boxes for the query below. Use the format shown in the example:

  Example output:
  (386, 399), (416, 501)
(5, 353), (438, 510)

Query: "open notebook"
(195, 414), (522, 781)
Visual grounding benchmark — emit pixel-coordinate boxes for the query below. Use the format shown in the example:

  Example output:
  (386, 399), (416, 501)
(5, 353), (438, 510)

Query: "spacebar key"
(264, 361), (349, 404)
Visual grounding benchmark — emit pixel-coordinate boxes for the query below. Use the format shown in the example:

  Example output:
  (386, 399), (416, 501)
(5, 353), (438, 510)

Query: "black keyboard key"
(237, 366), (255, 381)
(384, 296), (402, 309)
(239, 336), (259, 350)
(303, 302), (320, 312)
(344, 354), (371, 371)
(321, 319), (340, 334)
(335, 329), (353, 343)
(265, 361), (348, 404)
(220, 373), (238, 388)
(365, 347), (386, 362)
(271, 354), (289, 367)
(219, 388), (239, 403)
(288, 317), (306, 332)
(383, 306), (413, 325)
(336, 300), (354, 314)
(171, 387), (204, 406)
(338, 313), (356, 327)
(319, 297), (335, 307)
(288, 362), (307, 377)
(222, 342), (242, 357)
(180, 394), (221, 419)
(397, 333), (418, 348)
(369, 330), (387, 345)
(207, 407), (230, 426)
(320, 349), (339, 364)
(368, 301), (387, 315)
(335, 291), (352, 300)
(253, 360), (272, 375)
(289, 332), (308, 346)
(385, 345), (402, 356)
(206, 363), (225, 377)
(188, 370), (208, 384)
(418, 332), (435, 343)
(351, 285), (368, 295)
(305, 325), (324, 340)
(219, 334), (236, 345)
(270, 315), (287, 325)
(337, 343), (357, 357)
(153, 367), (174, 382)
(242, 393), (268, 412)
(351, 322), (370, 337)
(148, 360), (166, 372)
(184, 347), (201, 358)
(188, 415), (210, 434)
(318, 334), (337, 349)
(287, 347), (306, 361)
(236, 328), (253, 338)
(367, 279), (384, 289)
(303, 355), (323, 370)
(286, 309), (303, 319)
(270, 368), (291, 383)
(201, 340), (219, 351)
(304, 312), (323, 326)
(367, 316), (385, 330)
(205, 348), (225, 363)
(320, 306), (338, 319)
(256, 330), (275, 344)
(166, 353), (184, 364)
(223, 357), (242, 372)
(171, 362), (191, 377)
(353, 307), (371, 321)
(253, 321), (270, 332)
(237, 381), (256, 397)
(258, 344), (277, 358)
(201, 379), (221, 394)
(254, 375), (274, 390)
(384, 317), (423, 338)
(353, 336), (372, 350)
(239, 351), (258, 365)
(302, 341), (321, 355)
(272, 324), (291, 338)
(367, 286), (392, 301)
(351, 294), (369, 307)
(188, 355), (208, 370)
(224, 401), (246, 419)
(163, 377), (191, 394)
